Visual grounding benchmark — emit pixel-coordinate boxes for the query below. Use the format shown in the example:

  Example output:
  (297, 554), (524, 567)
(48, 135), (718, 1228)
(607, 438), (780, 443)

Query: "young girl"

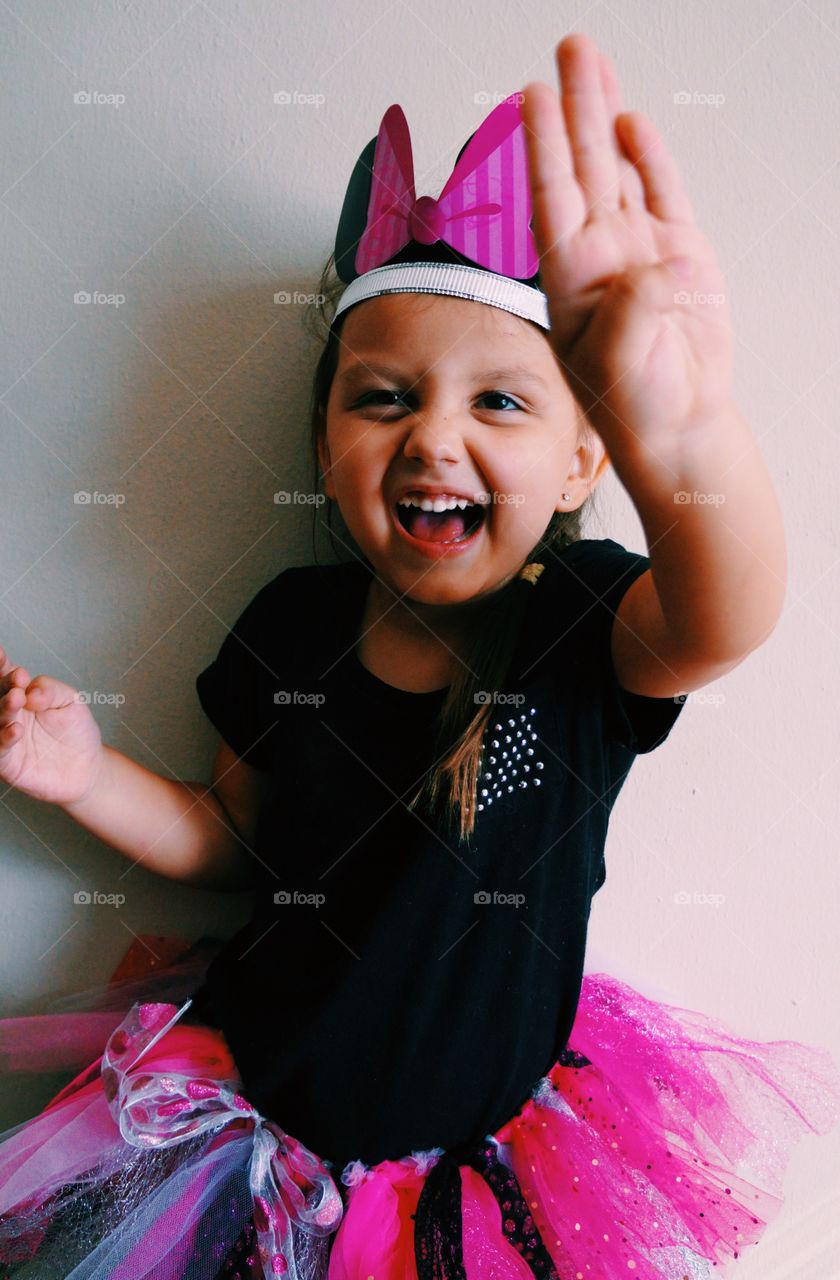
(0, 32), (837, 1280)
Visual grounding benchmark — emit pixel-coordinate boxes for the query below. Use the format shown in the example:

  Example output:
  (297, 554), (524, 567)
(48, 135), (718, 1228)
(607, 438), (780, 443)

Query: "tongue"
(406, 508), (467, 542)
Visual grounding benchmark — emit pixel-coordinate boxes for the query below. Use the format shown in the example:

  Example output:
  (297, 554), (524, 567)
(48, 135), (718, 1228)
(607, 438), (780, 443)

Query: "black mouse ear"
(453, 130), (474, 167)
(334, 135), (378, 283)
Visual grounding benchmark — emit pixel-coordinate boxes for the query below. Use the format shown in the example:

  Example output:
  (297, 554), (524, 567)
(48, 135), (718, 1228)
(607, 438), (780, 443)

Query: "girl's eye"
(479, 391), (523, 412)
(357, 391), (407, 407)
(354, 390), (524, 412)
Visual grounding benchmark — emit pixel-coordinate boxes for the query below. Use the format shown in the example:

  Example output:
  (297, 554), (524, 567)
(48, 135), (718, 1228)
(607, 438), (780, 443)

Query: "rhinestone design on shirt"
(476, 709), (545, 812)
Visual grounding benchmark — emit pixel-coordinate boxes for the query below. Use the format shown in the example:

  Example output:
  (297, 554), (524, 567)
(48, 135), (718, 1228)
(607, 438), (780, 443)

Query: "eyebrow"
(336, 361), (550, 391)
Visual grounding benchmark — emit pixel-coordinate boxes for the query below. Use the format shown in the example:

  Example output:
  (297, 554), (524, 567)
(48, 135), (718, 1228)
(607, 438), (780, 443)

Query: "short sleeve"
(556, 538), (687, 755)
(195, 572), (289, 772)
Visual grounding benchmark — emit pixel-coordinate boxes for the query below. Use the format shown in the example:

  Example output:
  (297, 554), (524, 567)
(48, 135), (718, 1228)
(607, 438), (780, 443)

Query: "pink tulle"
(459, 1166), (537, 1278)
(327, 1158), (424, 1279)
(106, 1129), (247, 1280)
(0, 967), (838, 1280)
(0, 1012), (125, 1075)
(0, 948), (215, 1079)
(0, 1021), (238, 1219)
(324, 974), (840, 1280)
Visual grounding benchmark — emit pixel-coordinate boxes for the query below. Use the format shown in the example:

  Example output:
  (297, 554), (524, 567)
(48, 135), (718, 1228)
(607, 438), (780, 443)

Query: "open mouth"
(394, 495), (488, 545)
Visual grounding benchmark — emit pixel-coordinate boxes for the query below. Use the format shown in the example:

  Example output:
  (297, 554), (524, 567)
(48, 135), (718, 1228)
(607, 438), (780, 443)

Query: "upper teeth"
(397, 494), (476, 512)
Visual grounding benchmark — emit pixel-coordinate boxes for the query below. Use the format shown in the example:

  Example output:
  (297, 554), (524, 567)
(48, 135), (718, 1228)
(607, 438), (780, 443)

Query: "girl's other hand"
(0, 644), (105, 805)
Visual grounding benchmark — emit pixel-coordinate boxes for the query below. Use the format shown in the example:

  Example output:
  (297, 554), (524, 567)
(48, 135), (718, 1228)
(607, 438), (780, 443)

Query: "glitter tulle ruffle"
(0, 953), (838, 1280)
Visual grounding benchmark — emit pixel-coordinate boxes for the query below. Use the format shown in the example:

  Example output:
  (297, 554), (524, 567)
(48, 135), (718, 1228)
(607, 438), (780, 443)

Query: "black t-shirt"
(191, 538), (686, 1170)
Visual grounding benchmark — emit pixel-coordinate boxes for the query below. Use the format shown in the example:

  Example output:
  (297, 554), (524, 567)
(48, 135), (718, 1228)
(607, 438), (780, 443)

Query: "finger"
(0, 720), (23, 750)
(0, 670), (28, 731)
(24, 674), (78, 708)
(0, 670), (39, 724)
(598, 53), (646, 211)
(0, 664), (30, 699)
(520, 79), (585, 255)
(0, 684), (24, 726)
(558, 33), (619, 216)
(0, 694), (29, 729)
(616, 112), (695, 224)
(0, 646), (16, 679)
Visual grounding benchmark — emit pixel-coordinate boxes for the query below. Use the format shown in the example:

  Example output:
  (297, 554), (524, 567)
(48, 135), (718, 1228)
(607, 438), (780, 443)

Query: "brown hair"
(304, 254), (599, 844)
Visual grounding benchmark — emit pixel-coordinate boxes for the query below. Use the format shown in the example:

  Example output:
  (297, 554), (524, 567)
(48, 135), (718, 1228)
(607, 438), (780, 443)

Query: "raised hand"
(0, 644), (105, 805)
(521, 34), (732, 473)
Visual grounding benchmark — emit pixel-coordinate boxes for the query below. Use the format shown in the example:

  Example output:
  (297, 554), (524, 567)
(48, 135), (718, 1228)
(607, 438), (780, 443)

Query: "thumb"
(25, 674), (84, 709)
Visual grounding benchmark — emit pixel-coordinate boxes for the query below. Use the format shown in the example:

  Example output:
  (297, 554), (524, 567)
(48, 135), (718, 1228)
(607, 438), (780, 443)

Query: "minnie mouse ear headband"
(331, 94), (550, 331)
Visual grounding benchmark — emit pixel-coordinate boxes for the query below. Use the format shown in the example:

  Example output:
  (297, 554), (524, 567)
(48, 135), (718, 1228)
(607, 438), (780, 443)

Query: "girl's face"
(319, 292), (607, 607)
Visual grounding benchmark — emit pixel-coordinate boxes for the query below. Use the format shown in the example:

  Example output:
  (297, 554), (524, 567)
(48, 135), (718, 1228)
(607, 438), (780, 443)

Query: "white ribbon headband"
(331, 261), (551, 331)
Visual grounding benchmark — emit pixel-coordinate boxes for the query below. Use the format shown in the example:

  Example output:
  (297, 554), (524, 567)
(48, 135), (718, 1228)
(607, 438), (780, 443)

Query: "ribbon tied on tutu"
(100, 999), (343, 1279)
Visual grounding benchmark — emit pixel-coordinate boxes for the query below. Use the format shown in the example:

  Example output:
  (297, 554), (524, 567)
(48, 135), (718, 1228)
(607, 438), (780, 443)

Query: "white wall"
(1, 2), (838, 1273)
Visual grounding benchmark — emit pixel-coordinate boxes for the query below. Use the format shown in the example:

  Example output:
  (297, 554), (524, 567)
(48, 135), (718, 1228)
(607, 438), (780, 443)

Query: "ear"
(588, 440), (612, 489)
(316, 426), (336, 500)
(555, 423), (611, 513)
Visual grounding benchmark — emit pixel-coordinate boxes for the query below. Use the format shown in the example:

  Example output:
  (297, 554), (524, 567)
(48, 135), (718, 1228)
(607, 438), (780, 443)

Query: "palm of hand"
(0, 668), (102, 805)
(521, 35), (732, 454)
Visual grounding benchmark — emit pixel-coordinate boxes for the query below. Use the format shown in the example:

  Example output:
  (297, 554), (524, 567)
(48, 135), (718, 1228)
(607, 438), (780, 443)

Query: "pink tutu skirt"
(0, 941), (838, 1280)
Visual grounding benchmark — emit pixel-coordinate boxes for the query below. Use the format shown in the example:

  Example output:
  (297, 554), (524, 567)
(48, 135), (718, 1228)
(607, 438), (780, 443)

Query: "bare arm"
(519, 38), (785, 697)
(1, 647), (268, 890)
(60, 739), (269, 891)
(610, 400), (787, 697)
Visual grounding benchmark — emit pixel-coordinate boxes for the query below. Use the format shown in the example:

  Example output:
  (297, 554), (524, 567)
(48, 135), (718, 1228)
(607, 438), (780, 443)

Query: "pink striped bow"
(102, 1000), (343, 1279)
(355, 94), (539, 280)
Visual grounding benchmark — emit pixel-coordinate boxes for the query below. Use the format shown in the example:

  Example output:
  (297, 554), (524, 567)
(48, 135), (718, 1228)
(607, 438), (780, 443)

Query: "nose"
(401, 413), (462, 466)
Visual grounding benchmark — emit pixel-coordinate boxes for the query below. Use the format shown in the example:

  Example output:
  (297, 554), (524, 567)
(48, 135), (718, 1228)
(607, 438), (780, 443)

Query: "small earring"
(561, 492), (571, 502)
